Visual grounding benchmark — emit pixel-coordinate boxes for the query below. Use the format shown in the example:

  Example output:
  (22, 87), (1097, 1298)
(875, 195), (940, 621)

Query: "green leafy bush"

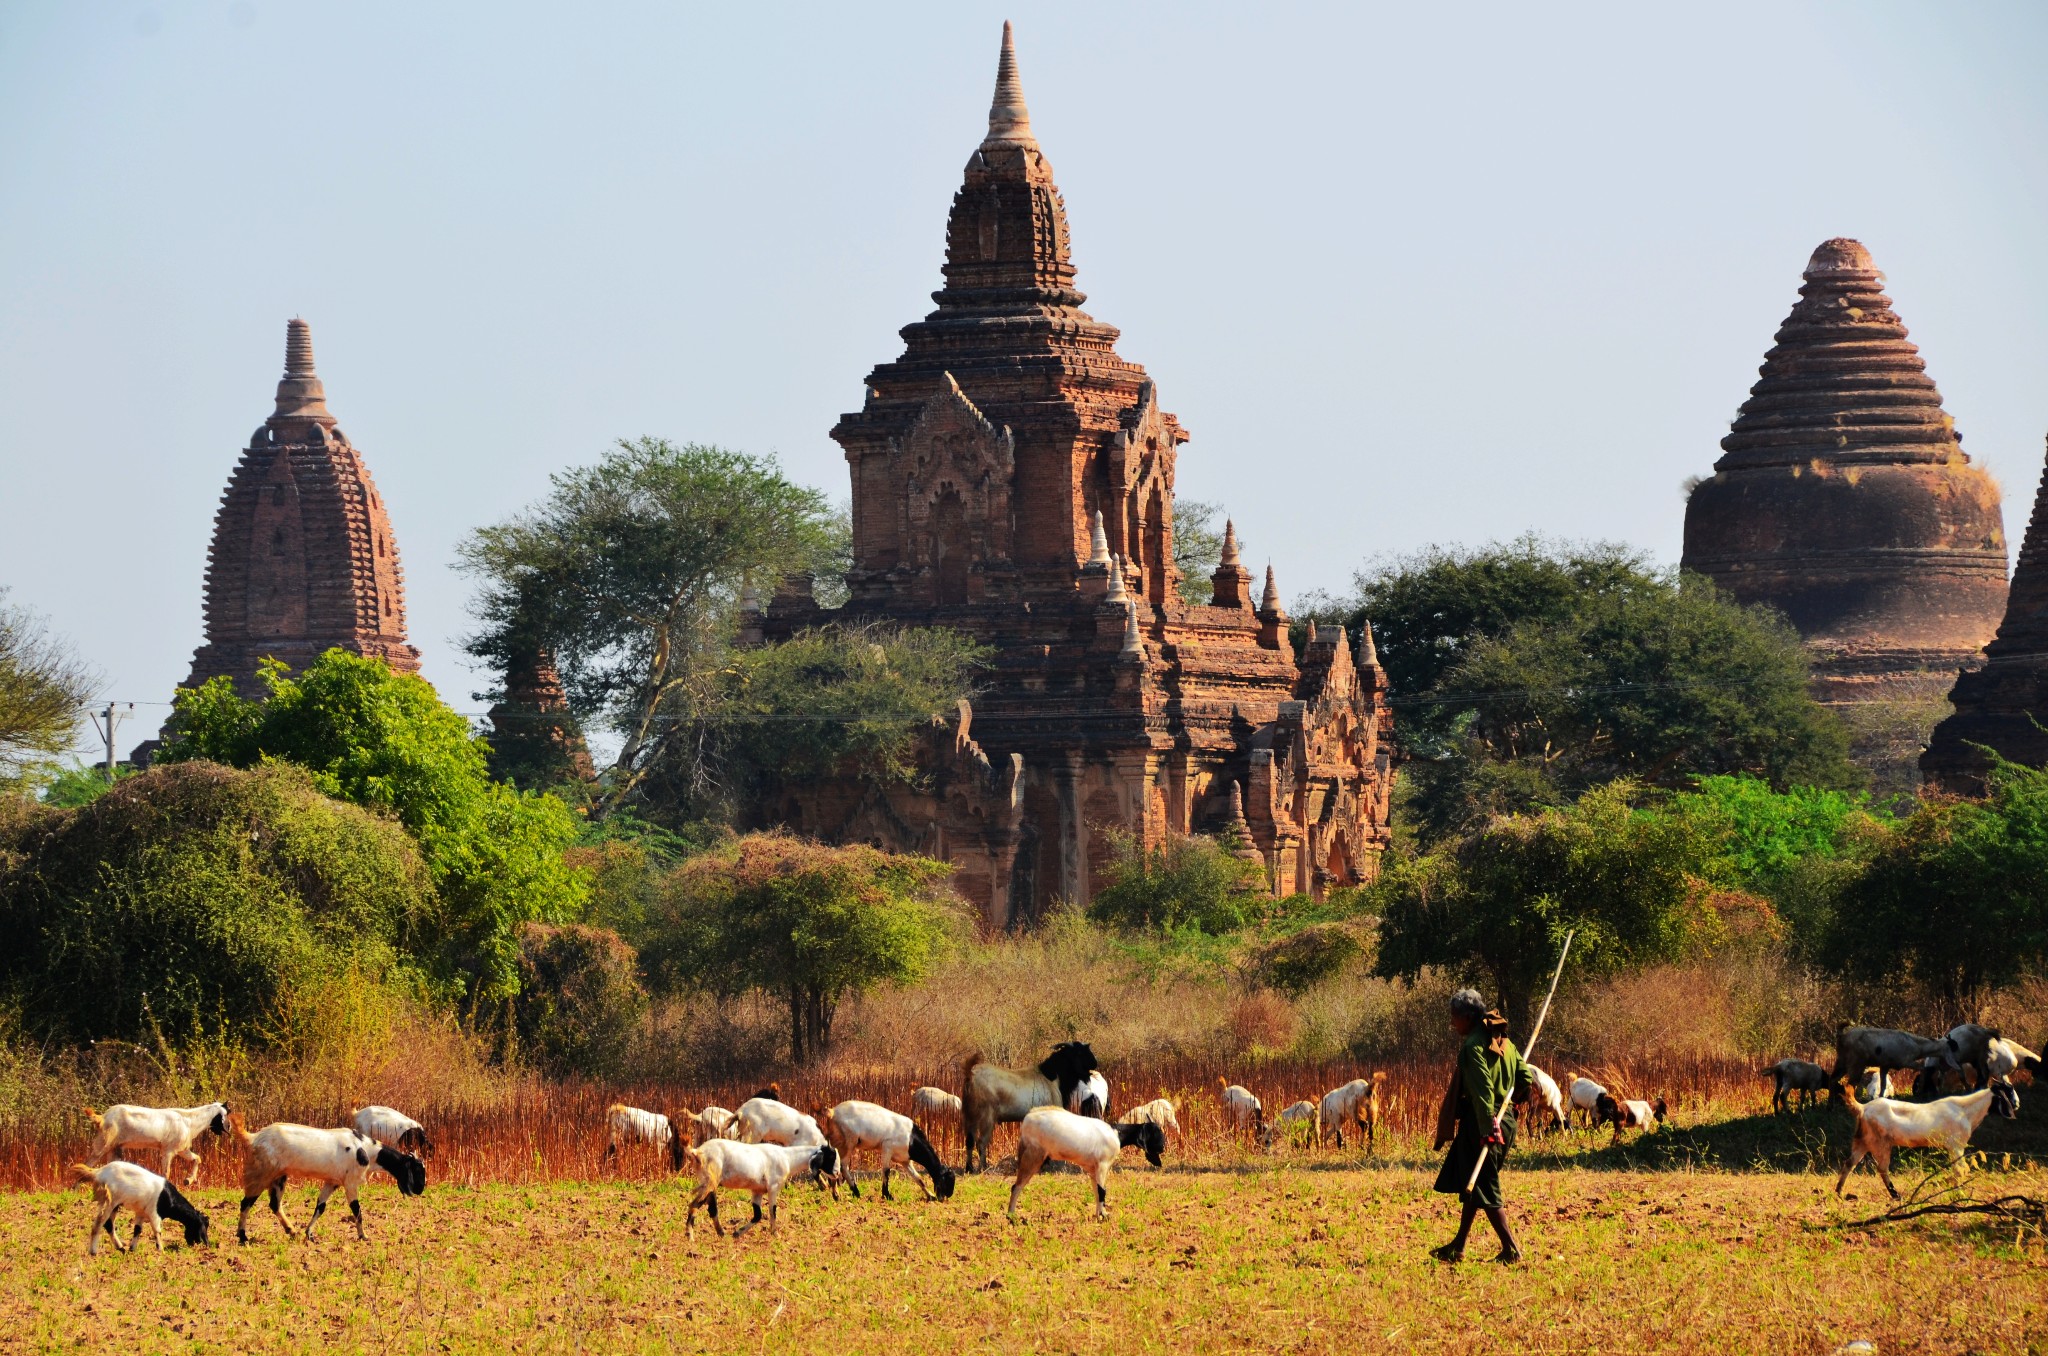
(510, 923), (648, 1077)
(0, 762), (433, 1044)
(1242, 923), (1365, 995)
(1088, 832), (1268, 936)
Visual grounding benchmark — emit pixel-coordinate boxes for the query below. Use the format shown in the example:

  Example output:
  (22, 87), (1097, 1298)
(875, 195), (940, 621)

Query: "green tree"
(1371, 782), (1730, 1028)
(1087, 831), (1268, 935)
(0, 591), (97, 796)
(646, 833), (961, 1062)
(39, 761), (135, 807)
(509, 922), (648, 1077)
(1823, 760), (2048, 1025)
(1171, 499), (1238, 608)
(459, 438), (841, 816)
(157, 650), (586, 1001)
(0, 761), (433, 1044)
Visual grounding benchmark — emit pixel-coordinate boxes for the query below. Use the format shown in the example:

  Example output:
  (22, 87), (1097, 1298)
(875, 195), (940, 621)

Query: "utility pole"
(87, 702), (133, 781)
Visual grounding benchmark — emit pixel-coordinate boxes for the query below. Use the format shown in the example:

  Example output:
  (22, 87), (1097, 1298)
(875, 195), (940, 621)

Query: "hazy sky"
(3, 3), (2045, 750)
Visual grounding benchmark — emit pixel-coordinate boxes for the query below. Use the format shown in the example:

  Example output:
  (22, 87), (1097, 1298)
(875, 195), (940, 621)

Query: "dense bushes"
(0, 762), (433, 1044)
(1088, 831), (1267, 935)
(510, 923), (648, 1077)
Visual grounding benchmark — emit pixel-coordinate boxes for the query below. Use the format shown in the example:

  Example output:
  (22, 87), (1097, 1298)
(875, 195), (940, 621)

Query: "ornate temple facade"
(1681, 239), (2007, 706)
(755, 25), (1394, 928)
(159, 318), (419, 727)
(1923, 439), (2048, 793)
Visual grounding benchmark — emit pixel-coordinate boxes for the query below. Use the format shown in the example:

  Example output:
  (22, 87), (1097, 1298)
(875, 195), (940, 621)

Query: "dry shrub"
(1227, 991), (1298, 1057)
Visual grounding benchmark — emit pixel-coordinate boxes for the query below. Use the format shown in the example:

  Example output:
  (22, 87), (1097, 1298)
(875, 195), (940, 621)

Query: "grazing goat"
(1262, 1100), (1318, 1150)
(1945, 1024), (2003, 1089)
(682, 1139), (838, 1238)
(1118, 1098), (1184, 1143)
(960, 1041), (1099, 1172)
(1005, 1107), (1165, 1222)
(1068, 1071), (1110, 1119)
(1317, 1074), (1386, 1151)
(1595, 1094), (1666, 1141)
(69, 1161), (210, 1255)
(604, 1104), (684, 1171)
(1988, 1037), (2042, 1084)
(1833, 1079), (2011, 1198)
(350, 1105), (431, 1156)
(82, 1102), (229, 1186)
(1833, 1025), (1946, 1096)
(910, 1086), (962, 1127)
(1567, 1074), (1607, 1129)
(733, 1096), (827, 1148)
(1217, 1079), (1264, 1132)
(1762, 1059), (1829, 1114)
(682, 1106), (737, 1146)
(1523, 1065), (1566, 1135)
(818, 1100), (955, 1201)
(231, 1115), (424, 1243)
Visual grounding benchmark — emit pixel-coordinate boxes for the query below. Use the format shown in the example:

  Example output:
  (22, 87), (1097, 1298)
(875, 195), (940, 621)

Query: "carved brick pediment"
(891, 374), (1016, 602)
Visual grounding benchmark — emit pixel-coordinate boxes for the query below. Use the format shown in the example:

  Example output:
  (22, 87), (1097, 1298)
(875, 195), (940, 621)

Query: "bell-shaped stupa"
(1681, 239), (2007, 705)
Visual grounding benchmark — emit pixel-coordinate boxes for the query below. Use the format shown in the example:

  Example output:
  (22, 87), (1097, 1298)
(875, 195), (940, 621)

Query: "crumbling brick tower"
(757, 24), (1394, 928)
(178, 318), (420, 695)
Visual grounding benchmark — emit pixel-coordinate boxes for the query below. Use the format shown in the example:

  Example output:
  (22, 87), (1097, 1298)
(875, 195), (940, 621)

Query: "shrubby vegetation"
(0, 590), (97, 796)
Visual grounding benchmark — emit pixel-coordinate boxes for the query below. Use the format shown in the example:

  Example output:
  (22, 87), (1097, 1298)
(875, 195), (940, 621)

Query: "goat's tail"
(80, 1105), (101, 1128)
(67, 1162), (97, 1187)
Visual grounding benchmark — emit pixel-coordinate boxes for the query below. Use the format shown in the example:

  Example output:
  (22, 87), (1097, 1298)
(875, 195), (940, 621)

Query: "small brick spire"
(1360, 620), (1380, 668)
(1260, 565), (1282, 617)
(271, 317), (334, 425)
(1105, 555), (1130, 604)
(1220, 519), (1240, 567)
(983, 21), (1037, 151)
(1087, 509), (1111, 568)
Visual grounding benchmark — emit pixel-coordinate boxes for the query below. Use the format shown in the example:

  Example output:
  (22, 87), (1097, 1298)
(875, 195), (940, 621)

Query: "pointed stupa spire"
(1105, 555), (1129, 604)
(271, 317), (334, 424)
(1359, 619), (1380, 669)
(1260, 564), (1282, 616)
(1120, 599), (1143, 657)
(982, 21), (1037, 151)
(1219, 519), (1241, 567)
(1087, 510), (1111, 567)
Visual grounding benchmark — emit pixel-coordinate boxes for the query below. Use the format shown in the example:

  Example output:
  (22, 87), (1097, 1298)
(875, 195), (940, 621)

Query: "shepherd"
(1429, 988), (1532, 1264)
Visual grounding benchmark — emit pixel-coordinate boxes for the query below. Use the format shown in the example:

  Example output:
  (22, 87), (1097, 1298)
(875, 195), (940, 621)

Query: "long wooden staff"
(1464, 929), (1575, 1192)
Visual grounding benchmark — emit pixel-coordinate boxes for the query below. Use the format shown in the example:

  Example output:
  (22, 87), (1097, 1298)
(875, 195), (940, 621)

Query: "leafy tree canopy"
(1088, 830), (1269, 936)
(0, 590), (98, 796)
(459, 438), (842, 815)
(1171, 499), (1239, 609)
(643, 833), (962, 1062)
(158, 650), (586, 1001)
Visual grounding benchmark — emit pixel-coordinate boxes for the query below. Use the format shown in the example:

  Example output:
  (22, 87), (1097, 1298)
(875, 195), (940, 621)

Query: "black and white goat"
(69, 1161), (210, 1254)
(682, 1139), (839, 1239)
(1005, 1107), (1165, 1222)
(351, 1105), (431, 1157)
(82, 1101), (230, 1186)
(231, 1115), (425, 1243)
(960, 1041), (1100, 1172)
(818, 1100), (955, 1201)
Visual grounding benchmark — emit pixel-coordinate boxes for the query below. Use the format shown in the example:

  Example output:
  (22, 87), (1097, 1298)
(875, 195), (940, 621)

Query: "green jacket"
(1459, 1027), (1527, 1126)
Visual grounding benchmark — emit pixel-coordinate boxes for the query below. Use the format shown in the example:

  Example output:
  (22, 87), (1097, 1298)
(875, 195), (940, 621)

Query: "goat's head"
(376, 1146), (428, 1197)
(807, 1145), (840, 1185)
(751, 1083), (781, 1103)
(207, 1104), (230, 1137)
(1652, 1097), (1668, 1122)
(668, 1118), (689, 1171)
(1991, 1082), (2020, 1120)
(1118, 1121), (1167, 1168)
(157, 1183), (211, 1247)
(1593, 1093), (1619, 1125)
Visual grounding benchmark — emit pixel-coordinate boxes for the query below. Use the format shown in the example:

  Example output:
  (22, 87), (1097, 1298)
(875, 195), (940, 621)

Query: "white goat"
(1317, 1073), (1386, 1151)
(1525, 1065), (1567, 1134)
(1217, 1079), (1264, 1131)
(733, 1096), (826, 1148)
(1068, 1071), (1111, 1118)
(1567, 1074), (1607, 1129)
(1262, 1099), (1318, 1150)
(1118, 1098), (1184, 1142)
(1005, 1107), (1166, 1222)
(818, 1100), (956, 1201)
(231, 1115), (425, 1243)
(69, 1161), (211, 1255)
(910, 1086), (962, 1126)
(1762, 1059), (1829, 1114)
(1988, 1037), (2043, 1085)
(350, 1105), (431, 1156)
(604, 1103), (681, 1170)
(682, 1105), (737, 1146)
(682, 1139), (839, 1238)
(960, 1043), (1100, 1172)
(1834, 1081), (2010, 1198)
(82, 1102), (230, 1186)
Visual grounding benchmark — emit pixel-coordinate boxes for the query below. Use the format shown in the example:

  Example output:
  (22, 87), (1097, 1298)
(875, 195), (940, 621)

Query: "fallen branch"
(1847, 1193), (2045, 1234)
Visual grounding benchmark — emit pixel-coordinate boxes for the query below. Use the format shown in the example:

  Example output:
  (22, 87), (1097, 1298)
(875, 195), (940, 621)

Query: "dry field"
(3, 1157), (2045, 1355)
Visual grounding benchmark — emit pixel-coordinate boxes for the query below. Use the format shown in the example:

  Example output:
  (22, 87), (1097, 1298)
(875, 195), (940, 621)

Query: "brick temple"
(754, 24), (1394, 928)
(1681, 239), (2007, 707)
(161, 319), (418, 722)
(1923, 437), (2048, 794)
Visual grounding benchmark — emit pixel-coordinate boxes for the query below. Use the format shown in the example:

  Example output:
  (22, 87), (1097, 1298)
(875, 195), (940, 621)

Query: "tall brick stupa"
(1681, 239), (2007, 705)
(1923, 438), (2048, 794)
(173, 318), (419, 700)
(755, 24), (1395, 927)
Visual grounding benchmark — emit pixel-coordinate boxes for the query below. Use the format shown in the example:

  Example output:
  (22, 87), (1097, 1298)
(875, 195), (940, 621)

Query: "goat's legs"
(346, 1183), (366, 1239)
(1834, 1146), (1866, 1195)
(268, 1178), (296, 1238)
(148, 1215), (164, 1253)
(1091, 1164), (1112, 1221)
(306, 1182), (338, 1241)
(1006, 1144), (1047, 1221)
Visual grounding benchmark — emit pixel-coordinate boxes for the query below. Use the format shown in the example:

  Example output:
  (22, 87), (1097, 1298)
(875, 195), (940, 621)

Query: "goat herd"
(57, 1024), (2042, 1257)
